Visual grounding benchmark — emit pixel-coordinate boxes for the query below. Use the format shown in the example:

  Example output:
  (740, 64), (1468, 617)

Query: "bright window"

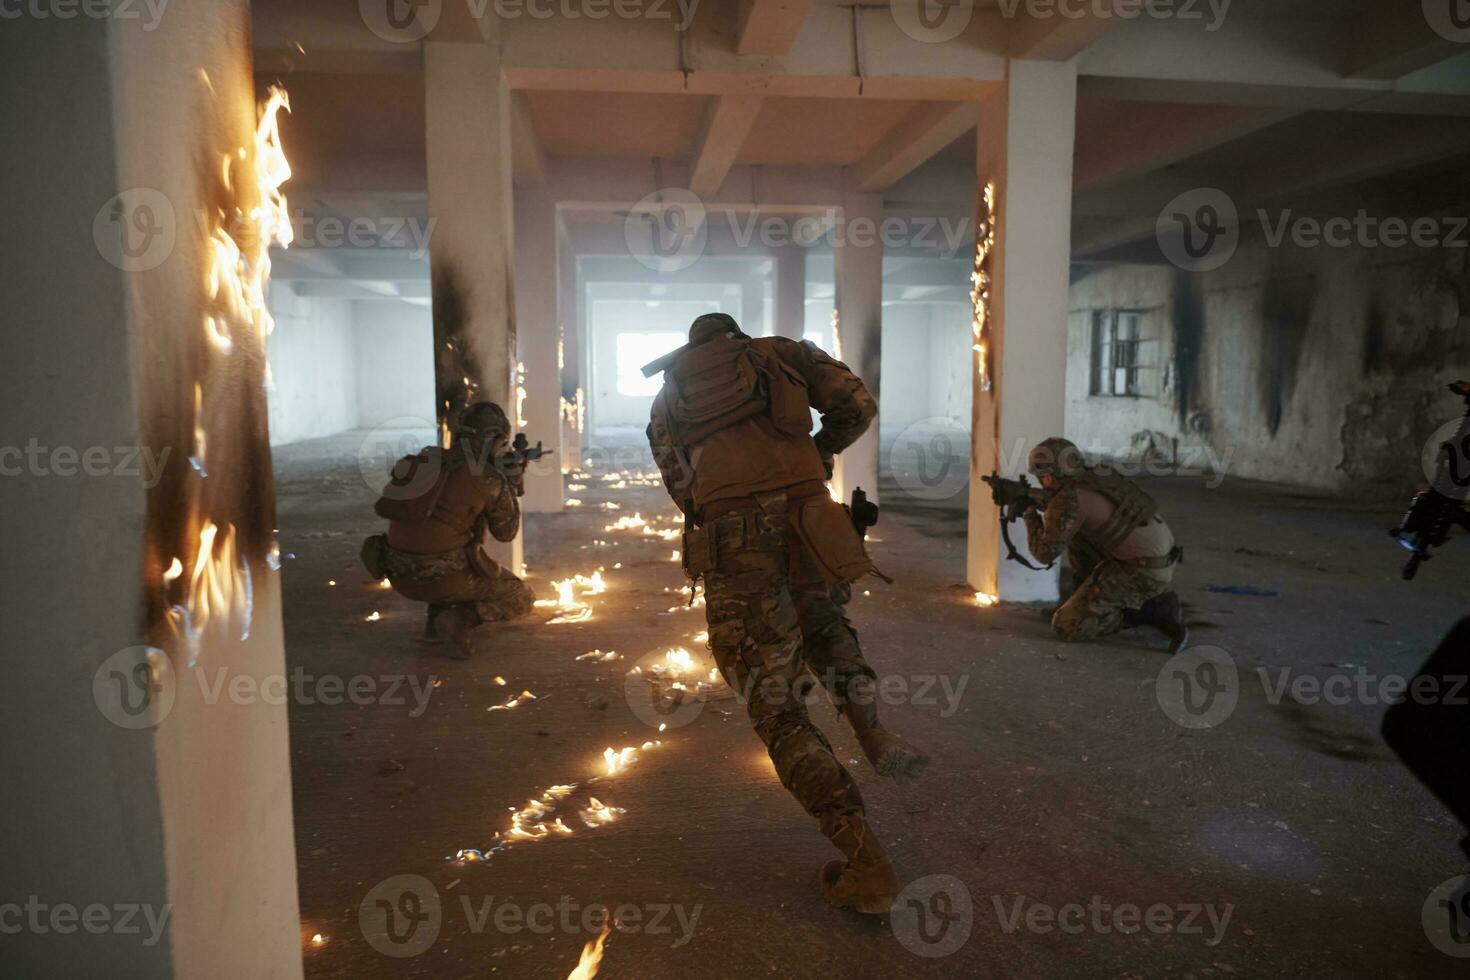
(616, 331), (684, 396)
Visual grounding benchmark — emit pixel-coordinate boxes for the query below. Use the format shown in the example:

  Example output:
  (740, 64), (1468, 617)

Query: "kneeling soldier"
(1024, 437), (1188, 652)
(362, 402), (535, 658)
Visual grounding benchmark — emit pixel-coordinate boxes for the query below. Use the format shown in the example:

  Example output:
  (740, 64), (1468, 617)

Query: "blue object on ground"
(1207, 585), (1280, 598)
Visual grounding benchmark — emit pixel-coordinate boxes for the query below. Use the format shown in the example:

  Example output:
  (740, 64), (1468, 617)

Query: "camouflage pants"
(382, 544), (535, 625)
(1052, 555), (1170, 642)
(702, 507), (876, 831)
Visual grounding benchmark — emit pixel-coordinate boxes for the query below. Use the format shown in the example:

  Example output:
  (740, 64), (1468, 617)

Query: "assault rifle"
(1390, 381), (1470, 580)
(848, 487), (880, 540)
(981, 472), (1054, 572)
(494, 433), (553, 497)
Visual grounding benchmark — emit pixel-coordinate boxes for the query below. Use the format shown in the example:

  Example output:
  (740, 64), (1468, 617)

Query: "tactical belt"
(699, 479), (829, 523)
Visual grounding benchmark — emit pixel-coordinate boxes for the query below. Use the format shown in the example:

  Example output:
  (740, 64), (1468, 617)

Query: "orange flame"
(566, 922), (611, 980)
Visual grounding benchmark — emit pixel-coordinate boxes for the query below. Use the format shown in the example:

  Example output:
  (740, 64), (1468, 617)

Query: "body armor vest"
(665, 335), (811, 447)
(1067, 469), (1158, 554)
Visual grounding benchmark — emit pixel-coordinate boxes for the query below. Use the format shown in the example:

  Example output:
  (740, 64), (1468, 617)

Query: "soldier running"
(1023, 437), (1189, 652)
(645, 313), (927, 914)
(361, 402), (535, 659)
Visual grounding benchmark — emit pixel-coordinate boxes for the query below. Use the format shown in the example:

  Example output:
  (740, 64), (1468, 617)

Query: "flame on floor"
(488, 690), (537, 711)
(578, 796), (624, 827)
(974, 592), (998, 607)
(535, 571), (607, 624)
(603, 513), (647, 532)
(566, 922), (611, 980)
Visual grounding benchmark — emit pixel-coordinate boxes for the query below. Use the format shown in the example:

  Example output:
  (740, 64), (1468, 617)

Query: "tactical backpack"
(664, 335), (811, 446)
(374, 447), (457, 524)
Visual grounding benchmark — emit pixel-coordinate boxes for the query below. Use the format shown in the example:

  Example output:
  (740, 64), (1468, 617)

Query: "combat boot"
(1139, 591), (1188, 654)
(440, 606), (478, 660)
(820, 812), (899, 915)
(842, 697), (930, 781)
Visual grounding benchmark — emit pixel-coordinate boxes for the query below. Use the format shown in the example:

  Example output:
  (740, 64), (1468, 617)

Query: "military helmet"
(1028, 437), (1088, 479)
(688, 313), (746, 345)
(455, 401), (511, 447)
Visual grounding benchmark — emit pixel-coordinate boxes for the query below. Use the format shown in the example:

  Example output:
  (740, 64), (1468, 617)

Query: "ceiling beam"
(1008, 9), (1118, 60)
(689, 95), (766, 197)
(1072, 102), (1298, 191)
(736, 0), (816, 55)
(853, 101), (979, 192)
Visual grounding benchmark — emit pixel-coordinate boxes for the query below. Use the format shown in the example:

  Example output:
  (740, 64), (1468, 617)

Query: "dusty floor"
(272, 429), (1469, 979)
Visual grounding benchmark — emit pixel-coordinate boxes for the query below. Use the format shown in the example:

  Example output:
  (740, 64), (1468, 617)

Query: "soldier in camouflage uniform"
(646, 313), (928, 914)
(361, 402), (535, 659)
(1023, 437), (1188, 652)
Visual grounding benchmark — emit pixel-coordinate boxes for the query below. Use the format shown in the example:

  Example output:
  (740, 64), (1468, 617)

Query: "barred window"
(1090, 310), (1150, 398)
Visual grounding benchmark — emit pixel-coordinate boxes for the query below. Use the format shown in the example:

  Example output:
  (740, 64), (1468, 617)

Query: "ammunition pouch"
(681, 524), (716, 581)
(788, 493), (876, 587)
(360, 534), (389, 581)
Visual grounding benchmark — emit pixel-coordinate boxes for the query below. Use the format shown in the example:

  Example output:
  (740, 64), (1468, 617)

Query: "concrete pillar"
(0, 5), (301, 976)
(558, 225), (583, 472)
(513, 189), (565, 511)
(832, 192), (884, 505)
(774, 244), (807, 341)
(966, 61), (1078, 601)
(425, 41), (522, 571)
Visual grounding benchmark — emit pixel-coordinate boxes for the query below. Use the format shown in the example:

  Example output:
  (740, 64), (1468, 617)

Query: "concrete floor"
(273, 429), (1469, 979)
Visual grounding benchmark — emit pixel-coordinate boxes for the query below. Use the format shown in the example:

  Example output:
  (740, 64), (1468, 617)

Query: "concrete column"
(557, 226), (583, 472)
(514, 189), (565, 512)
(832, 191), (884, 505)
(0, 5), (301, 976)
(774, 244), (807, 341)
(425, 41), (521, 571)
(966, 61), (1078, 601)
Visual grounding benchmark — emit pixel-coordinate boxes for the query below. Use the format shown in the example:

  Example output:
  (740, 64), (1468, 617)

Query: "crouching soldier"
(1024, 437), (1188, 653)
(361, 402), (535, 658)
(645, 313), (928, 915)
